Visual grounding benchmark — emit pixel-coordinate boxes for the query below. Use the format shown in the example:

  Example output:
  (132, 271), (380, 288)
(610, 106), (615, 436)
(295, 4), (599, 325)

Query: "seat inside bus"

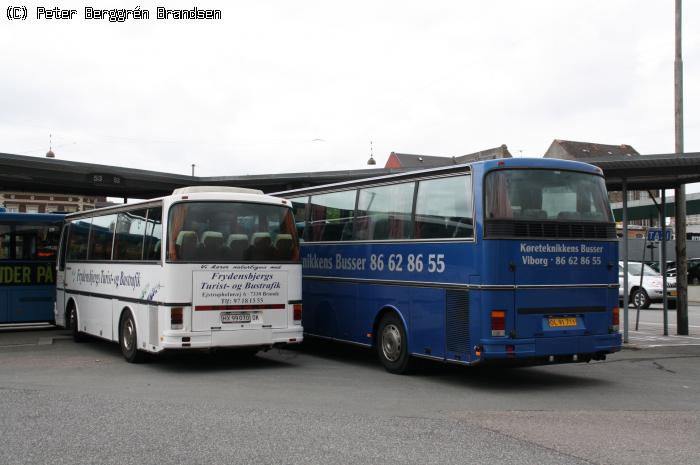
(176, 230), (199, 260)
(249, 232), (274, 260)
(226, 233), (249, 260)
(201, 231), (224, 259)
(275, 234), (294, 260)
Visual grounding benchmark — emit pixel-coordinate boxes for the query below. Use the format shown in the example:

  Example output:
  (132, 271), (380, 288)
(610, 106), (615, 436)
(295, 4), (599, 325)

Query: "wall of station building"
(0, 191), (105, 213)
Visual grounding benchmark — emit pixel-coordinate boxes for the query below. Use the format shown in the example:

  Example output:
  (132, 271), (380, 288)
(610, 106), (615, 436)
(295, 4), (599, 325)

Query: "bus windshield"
(167, 201), (299, 262)
(0, 222), (61, 260)
(484, 169), (613, 222)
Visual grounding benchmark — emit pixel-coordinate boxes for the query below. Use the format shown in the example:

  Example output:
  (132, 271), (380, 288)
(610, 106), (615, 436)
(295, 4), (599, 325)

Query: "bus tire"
(68, 305), (85, 343)
(376, 312), (414, 374)
(120, 311), (145, 363)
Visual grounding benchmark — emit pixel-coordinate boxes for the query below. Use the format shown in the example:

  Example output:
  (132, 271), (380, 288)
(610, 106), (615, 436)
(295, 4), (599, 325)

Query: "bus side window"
(67, 219), (91, 261)
(144, 207), (163, 261)
(58, 224), (69, 271)
(87, 214), (117, 261)
(355, 182), (414, 241)
(114, 210), (147, 261)
(308, 191), (356, 242)
(415, 175), (473, 239)
(0, 224), (10, 259)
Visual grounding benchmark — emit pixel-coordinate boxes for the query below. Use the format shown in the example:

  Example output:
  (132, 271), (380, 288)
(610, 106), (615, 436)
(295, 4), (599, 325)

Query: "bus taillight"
(612, 307), (619, 331)
(293, 304), (302, 324)
(491, 310), (506, 337)
(171, 307), (184, 330)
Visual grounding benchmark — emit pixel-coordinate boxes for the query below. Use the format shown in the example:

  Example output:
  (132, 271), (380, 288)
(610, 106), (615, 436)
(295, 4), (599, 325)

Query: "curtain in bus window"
(484, 171), (513, 219)
(289, 197), (308, 241)
(355, 183), (414, 240)
(309, 204), (325, 241)
(275, 208), (300, 261)
(168, 204), (189, 260)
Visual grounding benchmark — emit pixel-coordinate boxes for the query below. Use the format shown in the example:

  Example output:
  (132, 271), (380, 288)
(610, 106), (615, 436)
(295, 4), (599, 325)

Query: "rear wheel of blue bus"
(120, 311), (145, 363)
(377, 313), (414, 374)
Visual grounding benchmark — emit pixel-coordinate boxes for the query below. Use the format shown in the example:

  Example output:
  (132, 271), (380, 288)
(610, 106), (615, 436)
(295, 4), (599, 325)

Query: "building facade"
(0, 191), (104, 213)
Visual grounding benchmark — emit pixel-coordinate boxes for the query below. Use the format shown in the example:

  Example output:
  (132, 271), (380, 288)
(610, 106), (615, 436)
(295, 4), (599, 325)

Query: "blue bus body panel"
(0, 213), (63, 324)
(296, 158), (621, 365)
(1, 285), (55, 323)
(0, 261), (57, 323)
(302, 241), (477, 359)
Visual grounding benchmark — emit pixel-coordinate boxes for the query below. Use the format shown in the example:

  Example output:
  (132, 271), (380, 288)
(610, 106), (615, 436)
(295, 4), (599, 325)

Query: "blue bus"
(0, 211), (64, 324)
(278, 158), (621, 373)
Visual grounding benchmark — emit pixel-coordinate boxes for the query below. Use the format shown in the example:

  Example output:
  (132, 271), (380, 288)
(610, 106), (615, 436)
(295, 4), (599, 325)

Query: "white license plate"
(221, 312), (260, 324)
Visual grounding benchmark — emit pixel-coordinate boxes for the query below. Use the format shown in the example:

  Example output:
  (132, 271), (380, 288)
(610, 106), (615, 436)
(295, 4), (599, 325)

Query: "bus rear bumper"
(158, 327), (304, 350)
(479, 333), (622, 362)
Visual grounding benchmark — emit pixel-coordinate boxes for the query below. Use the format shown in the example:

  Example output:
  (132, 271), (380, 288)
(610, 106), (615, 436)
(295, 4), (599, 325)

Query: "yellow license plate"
(548, 317), (577, 327)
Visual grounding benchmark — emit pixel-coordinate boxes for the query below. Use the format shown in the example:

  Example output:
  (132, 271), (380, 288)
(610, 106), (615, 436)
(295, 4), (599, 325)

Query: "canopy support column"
(622, 180), (629, 343)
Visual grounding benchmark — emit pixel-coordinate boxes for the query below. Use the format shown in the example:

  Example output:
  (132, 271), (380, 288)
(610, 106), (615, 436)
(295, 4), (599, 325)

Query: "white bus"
(54, 186), (303, 362)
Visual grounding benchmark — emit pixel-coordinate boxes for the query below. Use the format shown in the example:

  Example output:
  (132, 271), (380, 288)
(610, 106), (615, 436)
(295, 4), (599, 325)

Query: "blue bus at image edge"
(278, 157), (621, 373)
(0, 211), (63, 324)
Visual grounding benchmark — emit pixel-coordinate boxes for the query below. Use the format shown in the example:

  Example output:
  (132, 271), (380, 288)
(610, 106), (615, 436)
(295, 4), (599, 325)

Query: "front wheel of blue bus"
(120, 311), (145, 363)
(377, 313), (414, 375)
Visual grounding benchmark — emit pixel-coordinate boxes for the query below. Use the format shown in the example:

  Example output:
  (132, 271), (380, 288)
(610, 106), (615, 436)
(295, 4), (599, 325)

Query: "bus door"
(55, 223), (69, 322)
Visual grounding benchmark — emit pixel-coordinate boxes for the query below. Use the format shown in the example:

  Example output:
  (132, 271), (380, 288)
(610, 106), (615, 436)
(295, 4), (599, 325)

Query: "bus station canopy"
(2, 150), (700, 198)
(0, 152), (405, 198)
(585, 152), (700, 191)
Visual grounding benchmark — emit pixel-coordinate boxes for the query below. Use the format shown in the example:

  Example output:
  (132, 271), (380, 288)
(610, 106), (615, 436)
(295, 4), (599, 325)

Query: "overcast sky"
(1, 0), (698, 178)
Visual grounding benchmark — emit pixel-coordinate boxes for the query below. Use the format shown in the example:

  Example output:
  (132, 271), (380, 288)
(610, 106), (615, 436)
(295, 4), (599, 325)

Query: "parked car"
(619, 261), (677, 309)
(666, 258), (700, 285)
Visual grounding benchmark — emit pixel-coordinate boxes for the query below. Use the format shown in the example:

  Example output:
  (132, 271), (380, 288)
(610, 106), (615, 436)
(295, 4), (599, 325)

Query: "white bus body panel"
(62, 262), (302, 352)
(58, 189), (302, 354)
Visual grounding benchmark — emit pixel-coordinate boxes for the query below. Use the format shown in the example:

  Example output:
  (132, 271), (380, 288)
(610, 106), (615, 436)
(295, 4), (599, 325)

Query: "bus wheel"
(377, 313), (414, 374)
(120, 312), (144, 363)
(68, 306), (85, 343)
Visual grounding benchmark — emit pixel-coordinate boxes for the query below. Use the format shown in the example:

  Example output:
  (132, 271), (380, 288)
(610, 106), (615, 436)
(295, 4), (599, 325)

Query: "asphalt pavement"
(0, 323), (698, 465)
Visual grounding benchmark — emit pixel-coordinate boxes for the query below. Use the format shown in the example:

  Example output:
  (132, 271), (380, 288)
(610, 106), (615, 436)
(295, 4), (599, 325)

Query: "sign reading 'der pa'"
(192, 269), (287, 307)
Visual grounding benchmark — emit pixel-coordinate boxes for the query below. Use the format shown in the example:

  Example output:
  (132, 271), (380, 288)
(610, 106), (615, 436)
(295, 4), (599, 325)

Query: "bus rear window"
(484, 169), (613, 222)
(167, 202), (299, 262)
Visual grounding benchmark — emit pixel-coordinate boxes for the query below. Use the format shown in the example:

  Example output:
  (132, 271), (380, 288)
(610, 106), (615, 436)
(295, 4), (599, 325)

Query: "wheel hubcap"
(123, 318), (134, 351)
(381, 324), (402, 362)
